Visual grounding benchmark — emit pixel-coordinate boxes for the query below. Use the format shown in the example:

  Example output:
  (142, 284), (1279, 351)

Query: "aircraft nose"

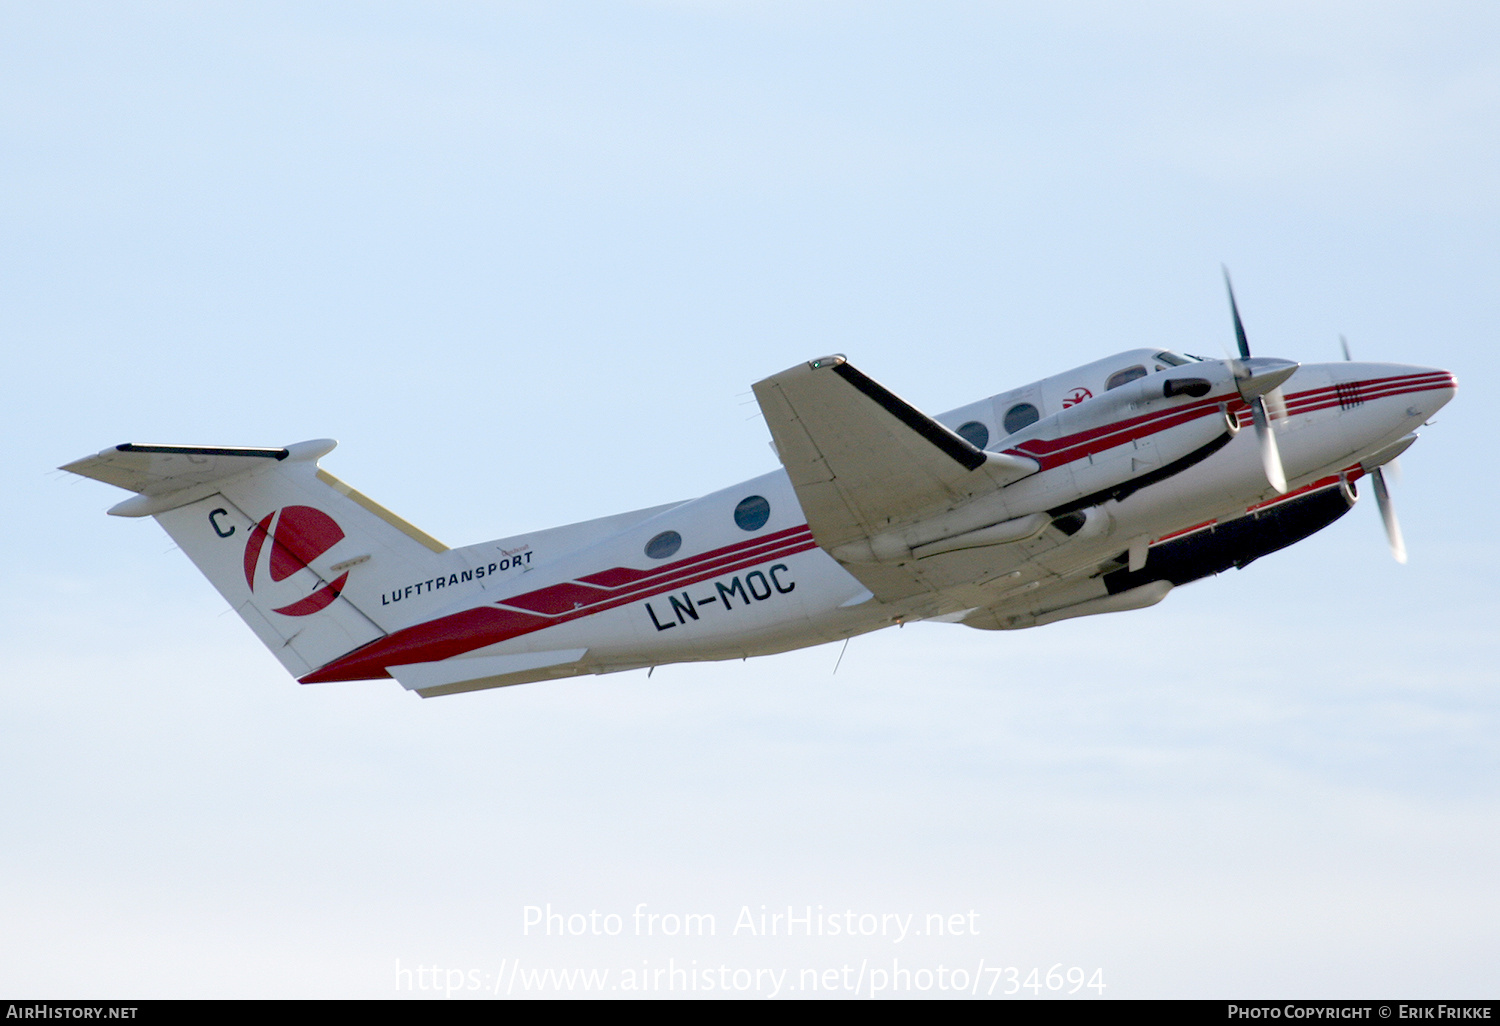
(1419, 365), (1458, 415)
(1328, 361), (1457, 442)
(1368, 362), (1456, 419)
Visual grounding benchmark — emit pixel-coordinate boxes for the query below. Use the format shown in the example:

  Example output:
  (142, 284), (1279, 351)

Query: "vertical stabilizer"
(62, 440), (455, 680)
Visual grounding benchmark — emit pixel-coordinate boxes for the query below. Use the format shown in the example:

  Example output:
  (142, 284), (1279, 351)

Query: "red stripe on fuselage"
(1005, 392), (1240, 470)
(301, 527), (818, 682)
(574, 525), (811, 590)
(300, 605), (553, 682)
(496, 530), (819, 626)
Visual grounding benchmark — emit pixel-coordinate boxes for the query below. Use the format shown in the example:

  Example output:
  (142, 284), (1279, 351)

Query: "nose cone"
(1346, 360), (1455, 415)
(1326, 361), (1457, 450)
(1414, 364), (1458, 417)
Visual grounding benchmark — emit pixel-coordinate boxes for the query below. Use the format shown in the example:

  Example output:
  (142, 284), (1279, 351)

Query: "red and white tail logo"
(242, 505), (349, 616)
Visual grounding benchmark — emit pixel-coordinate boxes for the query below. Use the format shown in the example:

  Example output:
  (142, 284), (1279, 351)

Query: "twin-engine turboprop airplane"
(63, 283), (1455, 697)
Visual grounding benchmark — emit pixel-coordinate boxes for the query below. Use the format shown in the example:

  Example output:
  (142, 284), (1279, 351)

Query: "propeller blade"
(1264, 386), (1288, 423)
(1223, 266), (1252, 360)
(1370, 466), (1406, 564)
(1250, 396), (1287, 493)
(1344, 333), (1408, 558)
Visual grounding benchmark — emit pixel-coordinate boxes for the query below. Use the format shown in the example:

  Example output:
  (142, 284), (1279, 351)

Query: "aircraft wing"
(753, 356), (1038, 601)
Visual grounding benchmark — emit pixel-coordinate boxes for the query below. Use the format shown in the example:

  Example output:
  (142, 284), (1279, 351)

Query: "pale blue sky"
(4, 1), (1497, 997)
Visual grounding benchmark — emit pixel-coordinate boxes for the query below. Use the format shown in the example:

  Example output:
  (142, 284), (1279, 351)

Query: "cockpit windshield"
(1154, 350), (1203, 367)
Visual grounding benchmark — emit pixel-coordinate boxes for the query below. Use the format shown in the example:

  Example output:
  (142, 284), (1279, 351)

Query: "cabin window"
(1106, 366), (1148, 390)
(1002, 402), (1040, 434)
(645, 530), (682, 560)
(955, 420), (989, 450)
(733, 495), (771, 532)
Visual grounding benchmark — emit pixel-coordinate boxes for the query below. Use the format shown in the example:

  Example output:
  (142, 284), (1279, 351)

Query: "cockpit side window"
(1105, 365), (1147, 390)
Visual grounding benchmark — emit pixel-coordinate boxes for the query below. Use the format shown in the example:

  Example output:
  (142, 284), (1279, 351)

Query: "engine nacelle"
(991, 363), (1244, 521)
(1102, 479), (1356, 594)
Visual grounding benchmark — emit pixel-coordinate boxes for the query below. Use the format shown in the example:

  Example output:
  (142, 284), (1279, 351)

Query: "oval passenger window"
(644, 531), (682, 560)
(733, 495), (771, 532)
(955, 421), (989, 449)
(1002, 402), (1040, 434)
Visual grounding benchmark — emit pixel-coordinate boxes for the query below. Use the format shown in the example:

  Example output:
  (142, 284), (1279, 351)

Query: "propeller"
(1341, 334), (1407, 563)
(1368, 465), (1407, 564)
(1222, 269), (1298, 494)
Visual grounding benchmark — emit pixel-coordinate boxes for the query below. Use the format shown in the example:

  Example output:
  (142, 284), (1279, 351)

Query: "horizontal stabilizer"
(62, 440), (337, 516)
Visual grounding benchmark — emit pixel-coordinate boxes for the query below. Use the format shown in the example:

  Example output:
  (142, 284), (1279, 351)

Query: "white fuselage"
(302, 352), (1453, 693)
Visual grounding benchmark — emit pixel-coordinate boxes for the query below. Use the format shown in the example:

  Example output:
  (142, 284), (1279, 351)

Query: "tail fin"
(62, 439), (451, 680)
